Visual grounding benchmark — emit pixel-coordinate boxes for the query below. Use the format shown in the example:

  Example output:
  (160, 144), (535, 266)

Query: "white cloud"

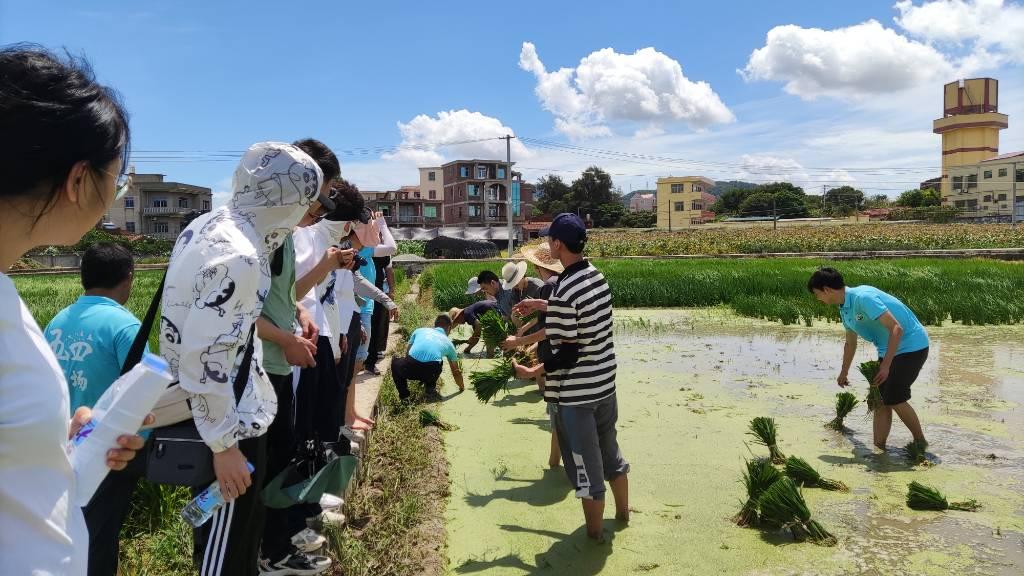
(382, 109), (532, 166)
(895, 0), (1024, 62)
(211, 176), (232, 209)
(740, 20), (956, 100)
(520, 42), (734, 140)
(736, 154), (810, 185)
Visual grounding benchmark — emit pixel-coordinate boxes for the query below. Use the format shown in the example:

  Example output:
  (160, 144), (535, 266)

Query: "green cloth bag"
(262, 454), (358, 509)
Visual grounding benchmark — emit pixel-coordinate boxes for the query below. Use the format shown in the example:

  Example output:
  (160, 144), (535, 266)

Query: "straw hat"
(448, 307), (463, 324)
(500, 261), (529, 290)
(519, 244), (564, 274)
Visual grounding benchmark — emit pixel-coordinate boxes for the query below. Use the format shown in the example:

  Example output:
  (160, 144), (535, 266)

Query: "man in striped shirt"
(513, 213), (629, 541)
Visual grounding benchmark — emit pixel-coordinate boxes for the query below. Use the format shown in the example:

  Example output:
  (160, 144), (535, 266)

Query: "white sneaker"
(290, 528), (327, 553)
(307, 509), (346, 530)
(319, 493), (343, 511)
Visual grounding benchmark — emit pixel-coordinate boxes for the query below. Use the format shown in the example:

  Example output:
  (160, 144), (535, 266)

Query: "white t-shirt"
(0, 272), (87, 575)
(292, 226), (334, 343)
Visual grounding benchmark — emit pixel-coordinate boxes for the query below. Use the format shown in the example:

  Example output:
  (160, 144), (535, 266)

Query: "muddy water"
(443, 310), (1023, 575)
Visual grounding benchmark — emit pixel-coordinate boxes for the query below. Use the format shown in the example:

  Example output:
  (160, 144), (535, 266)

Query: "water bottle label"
(70, 419), (97, 449)
(195, 489), (221, 514)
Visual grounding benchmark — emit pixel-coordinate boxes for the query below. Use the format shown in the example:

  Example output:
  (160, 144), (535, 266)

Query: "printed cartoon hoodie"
(160, 142), (323, 452)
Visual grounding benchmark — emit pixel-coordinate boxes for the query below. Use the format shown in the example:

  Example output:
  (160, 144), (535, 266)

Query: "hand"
(297, 306), (319, 342)
(513, 299), (546, 316)
(70, 407), (155, 470)
(213, 446), (251, 501)
(283, 334), (317, 368)
(360, 326), (368, 344)
(837, 373), (850, 388)
(340, 335), (348, 354)
(512, 360), (536, 380)
(336, 248), (356, 268)
(873, 362), (890, 387)
(389, 307), (400, 321)
(501, 336), (518, 351)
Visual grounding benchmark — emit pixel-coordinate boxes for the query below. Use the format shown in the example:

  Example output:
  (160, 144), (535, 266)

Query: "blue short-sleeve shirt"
(408, 327), (458, 364)
(840, 285), (929, 358)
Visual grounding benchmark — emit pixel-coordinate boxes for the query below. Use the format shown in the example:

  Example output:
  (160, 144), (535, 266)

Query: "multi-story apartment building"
(442, 159), (533, 227)
(629, 192), (656, 212)
(946, 151), (1024, 218)
(366, 185), (445, 228)
(656, 176), (716, 229)
(105, 173), (212, 239)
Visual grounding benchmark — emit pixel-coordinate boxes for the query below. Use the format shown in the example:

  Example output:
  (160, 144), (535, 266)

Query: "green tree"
(620, 211), (656, 228)
(738, 190), (809, 219)
(570, 166), (618, 217)
(534, 174), (571, 215)
(710, 188), (755, 215)
(864, 194), (890, 209)
(822, 186), (865, 215)
(594, 201), (626, 228)
(896, 188), (940, 208)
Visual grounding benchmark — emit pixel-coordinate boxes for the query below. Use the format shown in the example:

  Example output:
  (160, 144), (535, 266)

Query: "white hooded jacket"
(160, 142), (322, 452)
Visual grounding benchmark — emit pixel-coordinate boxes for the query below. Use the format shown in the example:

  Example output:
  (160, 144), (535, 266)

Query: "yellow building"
(933, 78), (1008, 201)
(656, 176), (715, 229)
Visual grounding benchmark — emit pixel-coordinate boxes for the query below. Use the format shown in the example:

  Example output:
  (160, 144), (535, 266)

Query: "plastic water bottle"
(181, 462), (256, 527)
(69, 353), (174, 506)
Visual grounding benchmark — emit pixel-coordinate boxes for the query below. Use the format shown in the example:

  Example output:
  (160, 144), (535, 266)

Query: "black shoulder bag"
(122, 273), (256, 487)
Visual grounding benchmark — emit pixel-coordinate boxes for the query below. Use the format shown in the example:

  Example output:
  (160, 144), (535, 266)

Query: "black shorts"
(880, 347), (928, 406)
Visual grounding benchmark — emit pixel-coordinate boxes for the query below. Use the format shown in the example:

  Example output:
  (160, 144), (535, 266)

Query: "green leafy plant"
(858, 360), (883, 413)
(470, 358), (516, 403)
(748, 417), (786, 464)
(826, 392), (859, 431)
(418, 409), (455, 431)
(479, 309), (514, 350)
(906, 481), (979, 511)
(784, 456), (849, 492)
(757, 477), (837, 546)
(903, 440), (931, 466)
(733, 458), (782, 527)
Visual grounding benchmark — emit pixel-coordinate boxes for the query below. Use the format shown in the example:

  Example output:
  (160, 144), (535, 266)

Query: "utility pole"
(772, 196), (778, 231)
(503, 135), (515, 257)
(1013, 161), (1019, 227)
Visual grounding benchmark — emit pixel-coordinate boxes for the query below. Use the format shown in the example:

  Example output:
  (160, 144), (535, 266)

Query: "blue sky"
(3, 0), (1022, 204)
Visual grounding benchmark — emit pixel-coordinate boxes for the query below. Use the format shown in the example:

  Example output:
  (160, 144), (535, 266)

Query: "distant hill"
(707, 180), (758, 196)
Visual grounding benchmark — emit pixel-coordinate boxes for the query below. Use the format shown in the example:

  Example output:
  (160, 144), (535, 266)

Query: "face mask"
(355, 219), (380, 248)
(319, 219), (355, 241)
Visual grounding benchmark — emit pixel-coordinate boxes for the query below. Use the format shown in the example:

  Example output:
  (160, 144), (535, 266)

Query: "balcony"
(143, 206), (194, 216)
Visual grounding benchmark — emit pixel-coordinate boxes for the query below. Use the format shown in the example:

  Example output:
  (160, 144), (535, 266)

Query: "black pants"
(366, 300), (390, 370)
(294, 335), (341, 444)
(83, 444), (146, 576)
(192, 434), (268, 576)
(262, 372), (297, 562)
(336, 312), (361, 422)
(391, 356), (443, 399)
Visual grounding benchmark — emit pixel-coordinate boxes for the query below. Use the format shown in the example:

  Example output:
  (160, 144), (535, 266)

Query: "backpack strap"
(120, 272), (166, 375)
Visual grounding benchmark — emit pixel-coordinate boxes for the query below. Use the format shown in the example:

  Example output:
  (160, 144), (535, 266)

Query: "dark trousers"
(262, 372), (297, 561)
(366, 301), (390, 369)
(391, 356), (443, 399)
(294, 336), (341, 444)
(192, 434), (268, 576)
(83, 445), (146, 576)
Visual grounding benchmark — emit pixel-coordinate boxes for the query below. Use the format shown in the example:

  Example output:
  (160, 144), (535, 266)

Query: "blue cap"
(538, 213), (587, 245)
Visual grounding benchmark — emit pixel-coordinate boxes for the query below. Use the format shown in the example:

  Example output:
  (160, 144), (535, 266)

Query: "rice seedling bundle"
(784, 456), (849, 492)
(747, 417), (786, 464)
(825, 392), (859, 430)
(470, 357), (516, 403)
(418, 409), (455, 431)
(480, 309), (514, 350)
(757, 477), (837, 546)
(906, 481), (980, 512)
(858, 360), (884, 413)
(903, 440), (931, 466)
(733, 458), (782, 527)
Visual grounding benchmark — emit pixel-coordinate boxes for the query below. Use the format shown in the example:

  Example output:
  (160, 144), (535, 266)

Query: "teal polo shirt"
(839, 285), (929, 358)
(407, 327), (458, 364)
(44, 295), (143, 415)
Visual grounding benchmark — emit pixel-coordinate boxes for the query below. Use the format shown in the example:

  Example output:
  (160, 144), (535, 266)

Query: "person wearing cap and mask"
(352, 210), (397, 377)
(160, 142), (328, 575)
(511, 213), (630, 542)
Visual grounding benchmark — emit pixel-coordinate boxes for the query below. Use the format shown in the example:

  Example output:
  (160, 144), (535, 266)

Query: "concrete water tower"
(933, 78), (1008, 199)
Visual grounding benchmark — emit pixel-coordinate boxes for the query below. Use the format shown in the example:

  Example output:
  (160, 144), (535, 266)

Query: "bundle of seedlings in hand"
(858, 360), (884, 413)
(757, 477), (838, 546)
(825, 392), (860, 431)
(470, 357), (516, 403)
(748, 417), (786, 464)
(419, 409), (455, 431)
(903, 440), (931, 466)
(906, 481), (979, 511)
(785, 456), (849, 492)
(733, 457), (782, 527)
(480, 310), (514, 350)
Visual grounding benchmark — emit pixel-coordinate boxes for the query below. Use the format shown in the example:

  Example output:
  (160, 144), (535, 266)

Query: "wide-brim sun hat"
(500, 261), (528, 290)
(465, 277), (481, 295)
(519, 244), (564, 274)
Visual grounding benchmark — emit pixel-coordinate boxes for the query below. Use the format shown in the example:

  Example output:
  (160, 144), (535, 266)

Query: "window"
(178, 197), (190, 208)
(459, 207), (463, 217)
(955, 200), (966, 208)
(152, 198), (168, 208)
(998, 168), (1007, 178)
(967, 174), (978, 188)
(997, 193), (1007, 201)
(124, 196), (135, 208)
(468, 205), (480, 217)
(414, 191), (421, 199)
(429, 189), (436, 200)
(125, 221), (136, 233)
(671, 184), (684, 194)
(487, 186), (499, 201)
(202, 200), (211, 211)
(693, 185), (703, 192)
(674, 202), (685, 211)
(1017, 168), (1024, 183)
(424, 205), (437, 218)
(488, 204), (499, 218)
(952, 175), (964, 188)
(460, 166), (468, 178)
(154, 222), (169, 234)
(497, 167), (506, 179)
(476, 166), (488, 179)
(468, 184), (478, 196)
(690, 218), (703, 225)
(966, 199), (978, 208)
(428, 171), (436, 181)
(984, 170), (992, 179)
(691, 200), (703, 211)
(512, 181), (521, 217)
(984, 195), (992, 202)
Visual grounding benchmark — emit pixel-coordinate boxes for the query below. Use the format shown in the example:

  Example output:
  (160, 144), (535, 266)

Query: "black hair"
(0, 44), (131, 221)
(325, 178), (365, 222)
(807, 267), (845, 293)
(293, 138), (340, 183)
(434, 314), (452, 330)
(81, 242), (134, 290)
(562, 238), (586, 255)
(477, 270), (499, 285)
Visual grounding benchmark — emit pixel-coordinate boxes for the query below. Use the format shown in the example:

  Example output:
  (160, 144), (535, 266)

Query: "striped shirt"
(543, 259), (616, 406)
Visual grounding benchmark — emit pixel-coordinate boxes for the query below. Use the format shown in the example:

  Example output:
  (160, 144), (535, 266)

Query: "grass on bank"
(424, 258), (1024, 326)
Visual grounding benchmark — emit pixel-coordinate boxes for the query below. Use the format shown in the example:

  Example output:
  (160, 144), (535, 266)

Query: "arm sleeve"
(372, 219), (397, 257)
(860, 294), (888, 320)
(178, 256), (260, 453)
(354, 271), (397, 310)
(444, 341), (458, 363)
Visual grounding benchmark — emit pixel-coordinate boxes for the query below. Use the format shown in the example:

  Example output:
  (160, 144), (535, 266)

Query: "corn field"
(424, 259), (1024, 326)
